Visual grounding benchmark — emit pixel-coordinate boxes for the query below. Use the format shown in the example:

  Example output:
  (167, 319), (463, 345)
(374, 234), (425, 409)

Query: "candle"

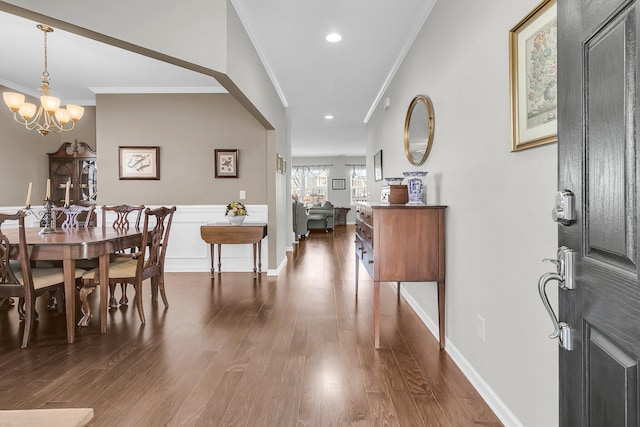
(25, 182), (32, 208)
(46, 179), (51, 200)
(64, 179), (70, 207)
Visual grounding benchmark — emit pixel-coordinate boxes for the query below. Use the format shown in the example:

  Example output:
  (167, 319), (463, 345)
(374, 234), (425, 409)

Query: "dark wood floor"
(0, 225), (501, 426)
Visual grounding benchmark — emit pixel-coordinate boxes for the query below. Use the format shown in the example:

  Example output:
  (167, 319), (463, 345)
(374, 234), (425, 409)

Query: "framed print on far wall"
(119, 146), (160, 180)
(374, 149), (383, 181)
(332, 179), (346, 190)
(215, 149), (238, 178)
(509, 0), (557, 152)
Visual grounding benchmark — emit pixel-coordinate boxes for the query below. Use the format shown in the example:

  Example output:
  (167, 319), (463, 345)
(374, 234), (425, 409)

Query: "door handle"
(538, 246), (576, 350)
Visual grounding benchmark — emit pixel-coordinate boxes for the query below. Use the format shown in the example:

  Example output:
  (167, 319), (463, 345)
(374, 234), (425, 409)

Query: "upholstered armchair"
(292, 202), (309, 239)
(307, 201), (335, 231)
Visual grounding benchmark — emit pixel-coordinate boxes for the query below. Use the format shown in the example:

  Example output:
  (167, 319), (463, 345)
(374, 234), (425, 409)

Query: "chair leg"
(108, 282), (118, 308)
(154, 275), (169, 308)
(55, 288), (65, 314)
(47, 290), (57, 311)
(150, 277), (158, 302)
(119, 283), (129, 306)
(78, 286), (94, 327)
(21, 298), (35, 348)
(135, 284), (145, 324)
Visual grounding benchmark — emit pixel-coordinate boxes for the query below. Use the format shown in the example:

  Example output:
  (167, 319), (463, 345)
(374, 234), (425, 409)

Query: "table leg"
(252, 243), (257, 277)
(438, 280), (445, 350)
(257, 240), (262, 273)
(374, 281), (380, 349)
(210, 244), (215, 275)
(217, 244), (222, 273)
(63, 257), (76, 344)
(99, 252), (109, 334)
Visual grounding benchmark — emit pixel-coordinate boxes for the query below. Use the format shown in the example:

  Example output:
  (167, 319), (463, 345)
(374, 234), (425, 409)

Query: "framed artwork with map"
(509, 0), (557, 152)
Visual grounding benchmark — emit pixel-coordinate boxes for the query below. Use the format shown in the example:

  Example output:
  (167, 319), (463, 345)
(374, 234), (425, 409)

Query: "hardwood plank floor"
(0, 225), (502, 426)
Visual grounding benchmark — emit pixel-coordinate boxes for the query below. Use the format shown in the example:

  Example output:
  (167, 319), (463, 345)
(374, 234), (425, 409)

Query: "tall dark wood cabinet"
(355, 202), (447, 349)
(48, 140), (97, 207)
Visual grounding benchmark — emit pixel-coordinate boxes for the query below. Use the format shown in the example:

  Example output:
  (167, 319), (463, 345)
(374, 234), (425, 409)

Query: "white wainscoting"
(1, 204), (269, 274)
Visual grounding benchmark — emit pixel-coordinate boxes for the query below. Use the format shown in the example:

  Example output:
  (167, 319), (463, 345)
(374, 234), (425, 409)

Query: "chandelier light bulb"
(66, 104), (85, 122)
(18, 103), (36, 120)
(3, 92), (25, 112)
(55, 108), (71, 125)
(40, 96), (61, 114)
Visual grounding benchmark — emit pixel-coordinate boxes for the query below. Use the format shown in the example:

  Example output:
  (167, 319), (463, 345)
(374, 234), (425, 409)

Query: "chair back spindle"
(102, 204), (144, 231)
(52, 205), (96, 230)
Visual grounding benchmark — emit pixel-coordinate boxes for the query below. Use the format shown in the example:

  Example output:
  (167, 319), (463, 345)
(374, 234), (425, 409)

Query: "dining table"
(5, 226), (142, 344)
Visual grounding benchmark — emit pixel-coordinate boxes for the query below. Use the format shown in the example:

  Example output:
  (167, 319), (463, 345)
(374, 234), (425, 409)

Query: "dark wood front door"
(557, 0), (640, 424)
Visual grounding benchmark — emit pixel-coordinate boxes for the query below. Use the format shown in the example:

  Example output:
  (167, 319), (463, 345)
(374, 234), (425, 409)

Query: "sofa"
(307, 201), (335, 231)
(292, 202), (309, 240)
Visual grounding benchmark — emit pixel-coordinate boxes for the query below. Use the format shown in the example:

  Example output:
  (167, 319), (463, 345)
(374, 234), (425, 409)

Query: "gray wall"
(366, 0), (558, 425)
(96, 93), (267, 206)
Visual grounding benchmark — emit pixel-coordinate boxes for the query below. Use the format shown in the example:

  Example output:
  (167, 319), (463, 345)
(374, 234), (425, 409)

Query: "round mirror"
(404, 95), (435, 166)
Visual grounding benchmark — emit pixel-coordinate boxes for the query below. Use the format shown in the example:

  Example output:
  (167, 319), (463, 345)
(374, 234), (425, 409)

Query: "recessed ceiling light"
(324, 115), (334, 120)
(326, 33), (342, 43)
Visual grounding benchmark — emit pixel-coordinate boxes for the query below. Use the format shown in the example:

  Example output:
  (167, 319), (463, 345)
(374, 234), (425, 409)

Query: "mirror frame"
(403, 95), (435, 166)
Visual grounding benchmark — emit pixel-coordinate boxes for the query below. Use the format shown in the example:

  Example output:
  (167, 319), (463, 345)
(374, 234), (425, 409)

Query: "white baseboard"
(268, 254), (287, 276)
(397, 283), (523, 427)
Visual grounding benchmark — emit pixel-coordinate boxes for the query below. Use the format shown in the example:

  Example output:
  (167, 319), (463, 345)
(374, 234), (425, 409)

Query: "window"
(292, 166), (330, 206)
(349, 164), (367, 204)
(304, 171), (328, 205)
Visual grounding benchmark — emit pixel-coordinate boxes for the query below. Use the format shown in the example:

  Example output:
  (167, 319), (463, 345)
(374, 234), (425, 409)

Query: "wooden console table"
(355, 203), (447, 350)
(200, 223), (267, 277)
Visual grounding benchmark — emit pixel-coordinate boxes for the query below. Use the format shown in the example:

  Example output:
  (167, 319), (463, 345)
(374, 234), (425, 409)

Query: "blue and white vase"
(403, 171), (428, 205)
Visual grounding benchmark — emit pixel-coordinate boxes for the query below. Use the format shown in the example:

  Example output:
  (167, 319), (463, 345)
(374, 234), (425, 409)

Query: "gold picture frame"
(509, 0), (557, 152)
(118, 146), (160, 180)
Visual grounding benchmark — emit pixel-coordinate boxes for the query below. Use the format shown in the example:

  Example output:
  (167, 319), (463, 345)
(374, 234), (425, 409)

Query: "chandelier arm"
(2, 24), (82, 137)
(49, 112), (75, 133)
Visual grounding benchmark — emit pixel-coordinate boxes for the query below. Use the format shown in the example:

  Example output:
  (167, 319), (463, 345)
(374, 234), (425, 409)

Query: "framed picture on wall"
(509, 0), (557, 152)
(374, 149), (383, 181)
(215, 149), (239, 178)
(118, 146), (160, 180)
(332, 179), (346, 190)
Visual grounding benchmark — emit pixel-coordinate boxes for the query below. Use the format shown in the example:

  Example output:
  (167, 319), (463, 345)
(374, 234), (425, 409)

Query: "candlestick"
(46, 179), (51, 200)
(64, 180), (70, 207)
(25, 182), (32, 208)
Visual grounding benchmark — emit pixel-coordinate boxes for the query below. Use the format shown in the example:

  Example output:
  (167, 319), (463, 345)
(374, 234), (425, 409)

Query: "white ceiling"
(0, 2), (435, 157)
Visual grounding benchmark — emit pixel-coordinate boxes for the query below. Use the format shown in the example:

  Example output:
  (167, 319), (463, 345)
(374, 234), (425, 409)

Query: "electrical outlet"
(477, 315), (485, 342)
(239, 190), (246, 200)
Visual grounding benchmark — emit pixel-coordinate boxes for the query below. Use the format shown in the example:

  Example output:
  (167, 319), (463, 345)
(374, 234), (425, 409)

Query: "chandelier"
(2, 24), (84, 136)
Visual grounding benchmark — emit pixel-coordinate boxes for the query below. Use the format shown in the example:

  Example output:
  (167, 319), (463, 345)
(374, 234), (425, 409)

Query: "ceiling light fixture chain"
(2, 23), (84, 136)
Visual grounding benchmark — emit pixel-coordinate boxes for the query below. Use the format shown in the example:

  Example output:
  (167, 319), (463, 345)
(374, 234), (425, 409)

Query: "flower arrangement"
(225, 201), (247, 217)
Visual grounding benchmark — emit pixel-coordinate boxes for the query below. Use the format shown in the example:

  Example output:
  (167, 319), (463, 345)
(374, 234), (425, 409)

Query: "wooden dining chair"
(82, 206), (176, 323)
(52, 205), (96, 230)
(101, 204), (145, 307)
(0, 211), (84, 347)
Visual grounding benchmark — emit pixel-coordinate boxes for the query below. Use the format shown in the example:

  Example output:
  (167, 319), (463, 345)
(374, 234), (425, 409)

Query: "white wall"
(366, 1), (559, 426)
